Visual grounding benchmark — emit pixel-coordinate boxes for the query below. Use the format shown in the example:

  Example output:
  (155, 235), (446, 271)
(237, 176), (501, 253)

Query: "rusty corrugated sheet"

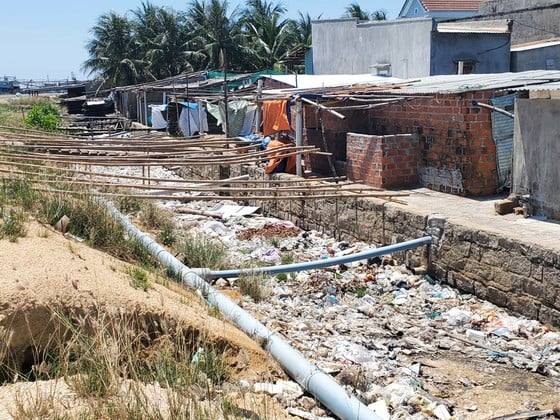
(489, 93), (517, 190)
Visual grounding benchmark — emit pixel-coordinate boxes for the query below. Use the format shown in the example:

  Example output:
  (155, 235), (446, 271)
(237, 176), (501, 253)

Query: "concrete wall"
(431, 33), (511, 75)
(311, 18), (433, 78)
(239, 166), (560, 328)
(512, 45), (560, 72)
(513, 98), (560, 219)
(474, 1), (560, 45)
(480, 0), (559, 14)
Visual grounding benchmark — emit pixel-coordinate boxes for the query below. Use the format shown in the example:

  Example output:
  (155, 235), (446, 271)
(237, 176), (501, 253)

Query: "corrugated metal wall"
(489, 93), (517, 190)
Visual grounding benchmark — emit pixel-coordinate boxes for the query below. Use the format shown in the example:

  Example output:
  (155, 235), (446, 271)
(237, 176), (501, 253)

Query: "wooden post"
(255, 79), (263, 133)
(295, 97), (303, 177)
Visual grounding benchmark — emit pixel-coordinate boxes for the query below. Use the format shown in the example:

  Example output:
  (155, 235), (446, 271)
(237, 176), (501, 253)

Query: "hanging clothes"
(178, 103), (208, 137)
(264, 137), (297, 174)
(150, 105), (168, 129)
(206, 100), (257, 137)
(262, 100), (291, 136)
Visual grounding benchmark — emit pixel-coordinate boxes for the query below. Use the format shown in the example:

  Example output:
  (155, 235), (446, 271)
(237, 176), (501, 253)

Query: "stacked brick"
(367, 90), (500, 195)
(346, 133), (420, 189)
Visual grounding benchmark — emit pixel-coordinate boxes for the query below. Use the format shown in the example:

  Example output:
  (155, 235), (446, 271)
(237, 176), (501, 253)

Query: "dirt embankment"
(0, 219), (285, 418)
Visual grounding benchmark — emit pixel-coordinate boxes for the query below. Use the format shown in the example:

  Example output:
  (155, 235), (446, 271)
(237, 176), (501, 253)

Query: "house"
(398, 0), (483, 20)
(311, 18), (511, 78)
(473, 0), (560, 45)
(511, 39), (560, 72)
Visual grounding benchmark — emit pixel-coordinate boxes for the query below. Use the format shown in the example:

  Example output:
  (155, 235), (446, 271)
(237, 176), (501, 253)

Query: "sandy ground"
(0, 219), (286, 418)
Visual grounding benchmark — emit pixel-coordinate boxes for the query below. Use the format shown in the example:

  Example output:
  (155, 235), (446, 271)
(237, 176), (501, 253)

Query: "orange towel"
(262, 100), (291, 136)
(264, 139), (297, 174)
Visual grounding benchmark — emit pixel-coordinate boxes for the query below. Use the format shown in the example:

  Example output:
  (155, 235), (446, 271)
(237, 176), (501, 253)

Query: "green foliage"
(355, 286), (367, 298)
(83, 0), (341, 86)
(0, 180), (158, 267)
(158, 222), (177, 246)
(275, 273), (288, 282)
(118, 196), (142, 214)
(237, 272), (268, 302)
(176, 231), (228, 270)
(280, 251), (294, 265)
(1, 178), (37, 210)
(0, 208), (28, 241)
(130, 267), (150, 291)
(23, 103), (60, 131)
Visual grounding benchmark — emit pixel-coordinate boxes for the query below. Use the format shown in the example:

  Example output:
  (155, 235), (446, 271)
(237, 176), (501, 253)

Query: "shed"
(265, 70), (560, 196)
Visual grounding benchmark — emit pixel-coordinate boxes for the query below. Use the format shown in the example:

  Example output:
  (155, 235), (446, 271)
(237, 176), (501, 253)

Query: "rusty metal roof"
(420, 0), (483, 11)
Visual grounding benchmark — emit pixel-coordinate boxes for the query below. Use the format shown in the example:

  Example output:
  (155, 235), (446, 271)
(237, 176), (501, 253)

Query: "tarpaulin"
(262, 100), (291, 136)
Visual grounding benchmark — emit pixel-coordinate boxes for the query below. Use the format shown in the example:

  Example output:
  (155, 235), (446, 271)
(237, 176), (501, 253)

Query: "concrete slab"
(390, 188), (560, 252)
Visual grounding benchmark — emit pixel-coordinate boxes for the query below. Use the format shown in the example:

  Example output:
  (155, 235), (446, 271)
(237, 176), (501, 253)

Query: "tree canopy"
(82, 1), (387, 87)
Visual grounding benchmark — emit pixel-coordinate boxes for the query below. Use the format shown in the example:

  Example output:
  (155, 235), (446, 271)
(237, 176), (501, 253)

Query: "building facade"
(311, 18), (511, 78)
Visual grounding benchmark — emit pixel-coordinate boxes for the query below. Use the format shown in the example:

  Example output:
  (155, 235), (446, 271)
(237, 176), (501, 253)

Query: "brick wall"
(346, 133), (420, 188)
(301, 90), (502, 196)
(367, 90), (501, 196)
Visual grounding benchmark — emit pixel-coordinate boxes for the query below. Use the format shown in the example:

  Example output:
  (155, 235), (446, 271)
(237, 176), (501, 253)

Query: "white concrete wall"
(513, 98), (560, 218)
(311, 18), (433, 78)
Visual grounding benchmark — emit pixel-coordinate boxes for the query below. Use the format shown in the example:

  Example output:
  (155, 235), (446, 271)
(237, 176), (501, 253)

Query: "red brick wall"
(346, 133), (420, 188)
(366, 90), (501, 195)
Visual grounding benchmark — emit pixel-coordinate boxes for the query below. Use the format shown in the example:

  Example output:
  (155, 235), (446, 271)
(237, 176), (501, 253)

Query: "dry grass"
(2, 305), (237, 419)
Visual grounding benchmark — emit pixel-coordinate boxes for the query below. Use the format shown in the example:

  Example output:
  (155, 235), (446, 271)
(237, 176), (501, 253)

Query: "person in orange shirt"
(264, 133), (297, 174)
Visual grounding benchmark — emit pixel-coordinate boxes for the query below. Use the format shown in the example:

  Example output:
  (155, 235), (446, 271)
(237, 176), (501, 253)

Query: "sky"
(0, 0), (401, 81)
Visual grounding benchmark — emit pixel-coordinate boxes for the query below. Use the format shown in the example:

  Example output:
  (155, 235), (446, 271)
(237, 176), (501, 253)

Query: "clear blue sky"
(1, 1), (401, 81)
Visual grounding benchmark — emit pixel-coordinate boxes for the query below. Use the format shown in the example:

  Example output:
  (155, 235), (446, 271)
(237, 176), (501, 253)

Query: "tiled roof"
(419, 0), (484, 12)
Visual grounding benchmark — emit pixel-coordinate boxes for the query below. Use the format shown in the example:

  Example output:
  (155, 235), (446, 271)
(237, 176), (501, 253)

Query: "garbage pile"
(163, 199), (560, 420)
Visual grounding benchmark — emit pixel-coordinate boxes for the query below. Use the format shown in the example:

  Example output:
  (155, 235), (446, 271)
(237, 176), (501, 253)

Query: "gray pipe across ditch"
(99, 198), (381, 420)
(194, 236), (433, 280)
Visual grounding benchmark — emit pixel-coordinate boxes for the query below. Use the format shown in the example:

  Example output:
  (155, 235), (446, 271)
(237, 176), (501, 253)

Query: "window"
(455, 60), (476, 74)
(371, 63), (392, 77)
(546, 58), (556, 70)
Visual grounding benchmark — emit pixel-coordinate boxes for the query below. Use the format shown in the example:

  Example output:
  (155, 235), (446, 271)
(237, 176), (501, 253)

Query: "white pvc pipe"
(195, 236), (433, 280)
(98, 197), (381, 420)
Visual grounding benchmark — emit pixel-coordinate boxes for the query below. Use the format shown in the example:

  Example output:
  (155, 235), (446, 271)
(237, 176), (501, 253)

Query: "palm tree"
(82, 12), (149, 87)
(292, 12), (316, 48)
(372, 10), (387, 21)
(132, 2), (191, 78)
(343, 2), (387, 21)
(241, 0), (295, 70)
(186, 0), (244, 71)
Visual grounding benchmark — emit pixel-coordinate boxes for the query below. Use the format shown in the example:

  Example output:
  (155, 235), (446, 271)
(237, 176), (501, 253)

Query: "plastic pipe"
(194, 236), (433, 280)
(99, 197), (381, 420)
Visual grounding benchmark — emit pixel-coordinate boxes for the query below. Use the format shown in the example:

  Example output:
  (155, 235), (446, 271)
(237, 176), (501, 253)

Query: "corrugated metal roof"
(437, 19), (511, 34)
(373, 70), (560, 95)
(262, 74), (403, 90)
(489, 93), (516, 189)
(420, 0), (482, 11)
(509, 81), (560, 92)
